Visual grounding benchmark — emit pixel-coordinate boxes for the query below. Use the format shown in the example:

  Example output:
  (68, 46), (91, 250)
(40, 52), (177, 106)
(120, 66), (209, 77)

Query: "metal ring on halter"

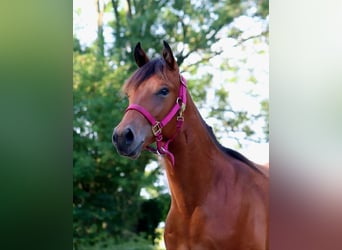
(176, 97), (183, 105)
(176, 115), (184, 121)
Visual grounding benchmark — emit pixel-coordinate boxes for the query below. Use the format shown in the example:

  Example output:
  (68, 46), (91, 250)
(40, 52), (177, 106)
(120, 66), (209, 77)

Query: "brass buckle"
(152, 122), (162, 136)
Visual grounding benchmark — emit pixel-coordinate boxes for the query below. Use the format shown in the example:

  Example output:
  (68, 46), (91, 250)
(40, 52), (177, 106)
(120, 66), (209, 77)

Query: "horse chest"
(164, 206), (235, 250)
(164, 196), (265, 250)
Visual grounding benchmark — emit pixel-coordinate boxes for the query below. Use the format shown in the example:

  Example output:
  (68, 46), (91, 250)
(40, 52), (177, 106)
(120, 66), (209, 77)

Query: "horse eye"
(157, 87), (169, 96)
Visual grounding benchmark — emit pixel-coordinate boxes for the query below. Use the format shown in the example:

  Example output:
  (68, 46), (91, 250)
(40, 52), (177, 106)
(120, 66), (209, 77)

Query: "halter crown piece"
(125, 75), (187, 166)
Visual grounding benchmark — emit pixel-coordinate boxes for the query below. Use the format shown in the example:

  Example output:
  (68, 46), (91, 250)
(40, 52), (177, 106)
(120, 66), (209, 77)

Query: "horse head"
(112, 41), (185, 160)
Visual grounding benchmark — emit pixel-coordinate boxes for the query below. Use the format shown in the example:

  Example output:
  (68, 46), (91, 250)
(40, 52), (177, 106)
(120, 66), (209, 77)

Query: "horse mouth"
(120, 141), (144, 159)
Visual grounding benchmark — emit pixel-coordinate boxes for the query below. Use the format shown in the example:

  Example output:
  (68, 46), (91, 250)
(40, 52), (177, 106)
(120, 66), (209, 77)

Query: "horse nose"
(112, 127), (135, 147)
(112, 129), (118, 144)
(123, 127), (134, 146)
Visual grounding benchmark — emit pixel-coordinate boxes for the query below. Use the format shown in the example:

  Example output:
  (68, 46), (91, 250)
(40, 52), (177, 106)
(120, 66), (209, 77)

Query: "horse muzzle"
(112, 126), (144, 159)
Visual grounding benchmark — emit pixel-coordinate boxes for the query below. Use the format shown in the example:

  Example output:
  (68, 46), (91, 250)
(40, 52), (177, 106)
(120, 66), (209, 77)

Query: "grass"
(75, 232), (166, 250)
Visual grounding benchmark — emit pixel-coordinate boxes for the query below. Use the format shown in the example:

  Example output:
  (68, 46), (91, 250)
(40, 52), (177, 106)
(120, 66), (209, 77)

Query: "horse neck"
(165, 93), (230, 214)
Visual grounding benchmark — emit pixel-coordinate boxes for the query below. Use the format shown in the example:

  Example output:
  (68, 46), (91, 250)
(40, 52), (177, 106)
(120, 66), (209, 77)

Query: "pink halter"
(125, 75), (187, 166)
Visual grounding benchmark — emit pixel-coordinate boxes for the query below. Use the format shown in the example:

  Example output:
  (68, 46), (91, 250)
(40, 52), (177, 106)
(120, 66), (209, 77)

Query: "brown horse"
(113, 41), (269, 250)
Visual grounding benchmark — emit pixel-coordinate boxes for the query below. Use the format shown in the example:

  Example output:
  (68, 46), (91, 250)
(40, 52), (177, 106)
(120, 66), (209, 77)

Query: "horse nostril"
(124, 128), (134, 145)
(112, 131), (118, 144)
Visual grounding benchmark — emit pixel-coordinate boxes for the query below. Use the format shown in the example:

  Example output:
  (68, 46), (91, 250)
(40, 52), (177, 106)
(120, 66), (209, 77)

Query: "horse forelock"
(123, 58), (169, 94)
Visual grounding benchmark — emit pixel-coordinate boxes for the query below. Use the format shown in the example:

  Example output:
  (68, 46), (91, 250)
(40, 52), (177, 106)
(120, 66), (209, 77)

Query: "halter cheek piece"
(125, 75), (187, 166)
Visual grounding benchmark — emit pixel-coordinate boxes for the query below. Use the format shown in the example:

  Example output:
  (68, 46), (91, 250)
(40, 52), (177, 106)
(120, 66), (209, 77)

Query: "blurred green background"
(73, 0), (268, 249)
(0, 1), (72, 250)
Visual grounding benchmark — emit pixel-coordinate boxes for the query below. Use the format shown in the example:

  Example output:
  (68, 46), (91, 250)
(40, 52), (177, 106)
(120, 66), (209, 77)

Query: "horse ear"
(162, 40), (176, 70)
(134, 42), (149, 67)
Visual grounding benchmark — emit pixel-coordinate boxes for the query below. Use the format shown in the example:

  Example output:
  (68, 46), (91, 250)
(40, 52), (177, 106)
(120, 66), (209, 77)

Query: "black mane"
(203, 120), (264, 175)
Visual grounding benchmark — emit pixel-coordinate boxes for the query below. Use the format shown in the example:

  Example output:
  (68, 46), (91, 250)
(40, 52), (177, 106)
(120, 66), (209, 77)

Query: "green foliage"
(76, 234), (156, 250)
(187, 73), (213, 103)
(106, 0), (266, 67)
(136, 194), (170, 244)
(73, 46), (159, 248)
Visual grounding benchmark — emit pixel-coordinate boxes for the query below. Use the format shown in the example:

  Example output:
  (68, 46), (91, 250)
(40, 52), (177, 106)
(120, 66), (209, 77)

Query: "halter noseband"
(125, 75), (187, 166)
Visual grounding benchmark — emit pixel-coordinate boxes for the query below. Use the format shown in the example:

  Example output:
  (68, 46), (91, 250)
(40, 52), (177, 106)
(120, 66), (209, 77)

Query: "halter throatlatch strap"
(125, 75), (187, 166)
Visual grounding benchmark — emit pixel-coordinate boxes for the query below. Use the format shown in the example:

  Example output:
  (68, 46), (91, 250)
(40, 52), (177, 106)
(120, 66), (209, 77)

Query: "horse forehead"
(127, 77), (158, 100)
(142, 75), (164, 88)
(134, 76), (166, 93)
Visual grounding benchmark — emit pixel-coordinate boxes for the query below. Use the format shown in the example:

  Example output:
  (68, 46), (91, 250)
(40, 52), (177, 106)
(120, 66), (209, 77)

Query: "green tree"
(73, 42), (161, 247)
